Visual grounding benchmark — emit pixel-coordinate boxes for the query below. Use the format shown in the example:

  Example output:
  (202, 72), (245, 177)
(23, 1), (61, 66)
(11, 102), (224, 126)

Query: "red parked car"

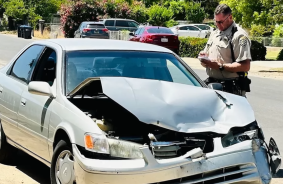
(129, 26), (180, 54)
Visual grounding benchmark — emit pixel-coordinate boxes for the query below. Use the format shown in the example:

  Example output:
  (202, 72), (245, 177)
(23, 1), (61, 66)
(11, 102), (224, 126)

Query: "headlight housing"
(222, 129), (258, 148)
(84, 133), (110, 154)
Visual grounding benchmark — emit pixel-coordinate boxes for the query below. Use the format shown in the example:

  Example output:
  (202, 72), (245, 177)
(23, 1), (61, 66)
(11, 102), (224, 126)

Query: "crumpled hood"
(99, 77), (255, 134)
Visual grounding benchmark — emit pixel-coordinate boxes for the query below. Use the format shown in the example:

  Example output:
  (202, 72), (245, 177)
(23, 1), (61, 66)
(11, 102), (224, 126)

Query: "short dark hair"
(214, 4), (232, 15)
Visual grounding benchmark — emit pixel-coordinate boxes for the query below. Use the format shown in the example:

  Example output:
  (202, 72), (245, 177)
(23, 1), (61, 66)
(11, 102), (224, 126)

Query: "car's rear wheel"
(50, 140), (76, 184)
(0, 122), (17, 164)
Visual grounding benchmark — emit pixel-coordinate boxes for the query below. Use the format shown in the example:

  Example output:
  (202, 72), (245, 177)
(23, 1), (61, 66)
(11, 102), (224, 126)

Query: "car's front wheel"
(0, 122), (17, 164)
(50, 140), (76, 184)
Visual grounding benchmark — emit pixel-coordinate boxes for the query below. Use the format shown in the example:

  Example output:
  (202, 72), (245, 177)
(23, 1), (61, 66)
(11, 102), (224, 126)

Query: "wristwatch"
(219, 63), (224, 71)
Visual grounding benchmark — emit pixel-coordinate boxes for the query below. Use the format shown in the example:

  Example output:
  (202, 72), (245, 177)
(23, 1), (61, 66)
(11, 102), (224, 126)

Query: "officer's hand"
(198, 51), (208, 57)
(207, 59), (222, 70)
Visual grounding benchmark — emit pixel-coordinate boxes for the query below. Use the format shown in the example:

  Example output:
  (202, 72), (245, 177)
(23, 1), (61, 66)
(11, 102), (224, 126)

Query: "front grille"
(154, 164), (256, 184)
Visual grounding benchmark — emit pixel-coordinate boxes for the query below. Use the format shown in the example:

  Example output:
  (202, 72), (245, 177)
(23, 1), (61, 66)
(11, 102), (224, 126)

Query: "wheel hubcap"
(55, 150), (75, 184)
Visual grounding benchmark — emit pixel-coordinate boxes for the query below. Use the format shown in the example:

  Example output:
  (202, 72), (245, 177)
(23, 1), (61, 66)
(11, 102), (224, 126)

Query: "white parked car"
(0, 39), (281, 184)
(170, 24), (214, 38)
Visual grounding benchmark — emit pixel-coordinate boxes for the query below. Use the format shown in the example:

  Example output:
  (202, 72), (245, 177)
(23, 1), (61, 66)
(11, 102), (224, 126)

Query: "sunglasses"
(214, 15), (230, 24)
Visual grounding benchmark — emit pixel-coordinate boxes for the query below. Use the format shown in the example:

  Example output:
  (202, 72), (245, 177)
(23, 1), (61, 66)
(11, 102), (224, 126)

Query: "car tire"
(50, 140), (75, 184)
(0, 122), (17, 164)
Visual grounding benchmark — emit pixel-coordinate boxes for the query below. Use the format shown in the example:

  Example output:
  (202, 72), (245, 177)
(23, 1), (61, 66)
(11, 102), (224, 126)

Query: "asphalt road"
(0, 34), (282, 183)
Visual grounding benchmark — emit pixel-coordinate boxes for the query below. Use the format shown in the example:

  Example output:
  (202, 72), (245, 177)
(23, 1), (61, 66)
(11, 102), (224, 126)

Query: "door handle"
(21, 99), (26, 106)
(0, 87), (3, 93)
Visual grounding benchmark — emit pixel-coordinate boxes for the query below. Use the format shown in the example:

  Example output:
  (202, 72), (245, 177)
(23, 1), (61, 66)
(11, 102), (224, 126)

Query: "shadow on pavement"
(14, 150), (50, 184)
(274, 169), (283, 178)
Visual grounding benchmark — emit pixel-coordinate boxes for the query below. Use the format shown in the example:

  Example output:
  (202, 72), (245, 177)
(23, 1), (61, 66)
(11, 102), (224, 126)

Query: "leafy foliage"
(178, 37), (208, 58)
(250, 24), (274, 37)
(276, 49), (283, 60)
(220, 0), (283, 28)
(271, 24), (283, 47)
(185, 2), (206, 23)
(147, 5), (173, 26)
(3, 0), (28, 20)
(250, 40), (266, 61)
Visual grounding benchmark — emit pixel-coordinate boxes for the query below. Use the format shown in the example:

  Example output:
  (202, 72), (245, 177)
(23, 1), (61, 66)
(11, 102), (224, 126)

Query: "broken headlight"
(108, 138), (143, 159)
(84, 133), (110, 154)
(222, 129), (258, 148)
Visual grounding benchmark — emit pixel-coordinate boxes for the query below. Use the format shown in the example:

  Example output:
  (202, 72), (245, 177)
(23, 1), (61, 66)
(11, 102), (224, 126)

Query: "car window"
(105, 20), (114, 26)
(79, 23), (85, 31)
(138, 27), (145, 35)
(65, 51), (201, 93)
(10, 45), (44, 83)
(87, 24), (105, 28)
(128, 21), (138, 28)
(135, 28), (141, 35)
(194, 25), (210, 30)
(31, 48), (57, 86)
(147, 28), (173, 34)
(179, 26), (187, 30)
(116, 20), (129, 27)
(187, 26), (199, 31)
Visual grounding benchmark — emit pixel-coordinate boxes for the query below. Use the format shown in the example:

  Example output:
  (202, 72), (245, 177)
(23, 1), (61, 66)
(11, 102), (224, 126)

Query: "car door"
(115, 20), (130, 31)
(0, 45), (44, 144)
(17, 47), (57, 162)
(187, 26), (201, 37)
(104, 20), (116, 31)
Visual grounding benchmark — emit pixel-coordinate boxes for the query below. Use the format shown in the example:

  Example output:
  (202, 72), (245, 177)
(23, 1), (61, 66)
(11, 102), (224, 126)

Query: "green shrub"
(178, 37), (208, 58)
(271, 24), (283, 47)
(250, 24), (274, 37)
(251, 40), (266, 61)
(276, 49), (283, 60)
(147, 5), (173, 26)
(178, 37), (266, 61)
(165, 19), (178, 28)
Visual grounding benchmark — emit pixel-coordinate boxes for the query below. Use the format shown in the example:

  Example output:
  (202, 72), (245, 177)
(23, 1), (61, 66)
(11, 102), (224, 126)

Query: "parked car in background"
(99, 18), (139, 32)
(129, 26), (180, 54)
(190, 23), (214, 32)
(170, 24), (212, 38)
(74, 21), (109, 39)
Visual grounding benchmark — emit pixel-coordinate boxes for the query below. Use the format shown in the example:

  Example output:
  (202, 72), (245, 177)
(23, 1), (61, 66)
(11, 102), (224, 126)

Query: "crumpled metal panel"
(99, 77), (255, 134)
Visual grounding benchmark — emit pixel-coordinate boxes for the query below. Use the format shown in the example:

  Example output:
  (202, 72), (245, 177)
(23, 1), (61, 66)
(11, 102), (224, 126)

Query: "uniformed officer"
(199, 4), (251, 97)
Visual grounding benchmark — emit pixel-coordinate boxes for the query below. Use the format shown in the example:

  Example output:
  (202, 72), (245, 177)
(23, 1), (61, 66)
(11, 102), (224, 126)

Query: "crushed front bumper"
(73, 138), (272, 184)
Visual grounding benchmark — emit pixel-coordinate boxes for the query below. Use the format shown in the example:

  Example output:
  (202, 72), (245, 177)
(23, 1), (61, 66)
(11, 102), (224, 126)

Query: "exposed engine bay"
(67, 79), (219, 159)
(67, 78), (281, 176)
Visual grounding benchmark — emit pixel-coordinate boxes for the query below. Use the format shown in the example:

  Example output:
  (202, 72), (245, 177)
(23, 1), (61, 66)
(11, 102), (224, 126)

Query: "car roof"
(100, 18), (136, 21)
(82, 21), (104, 24)
(144, 26), (169, 29)
(34, 39), (174, 53)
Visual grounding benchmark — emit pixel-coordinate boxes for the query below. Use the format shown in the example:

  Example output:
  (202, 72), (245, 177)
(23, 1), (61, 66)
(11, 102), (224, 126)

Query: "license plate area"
(161, 38), (168, 42)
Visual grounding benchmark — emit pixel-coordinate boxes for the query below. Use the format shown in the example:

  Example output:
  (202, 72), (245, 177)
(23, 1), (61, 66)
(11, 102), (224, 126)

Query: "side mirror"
(208, 83), (223, 91)
(129, 32), (134, 36)
(28, 81), (55, 97)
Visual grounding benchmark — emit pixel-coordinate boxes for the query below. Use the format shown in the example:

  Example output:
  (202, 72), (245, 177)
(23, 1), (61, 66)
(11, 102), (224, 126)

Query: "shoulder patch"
(239, 36), (248, 47)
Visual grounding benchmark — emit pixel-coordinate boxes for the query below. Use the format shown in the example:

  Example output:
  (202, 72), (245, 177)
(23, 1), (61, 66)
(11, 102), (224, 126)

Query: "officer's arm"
(223, 34), (251, 72)
(222, 59), (250, 72)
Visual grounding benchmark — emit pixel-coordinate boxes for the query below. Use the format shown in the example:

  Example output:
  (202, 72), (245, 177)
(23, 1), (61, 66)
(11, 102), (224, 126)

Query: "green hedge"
(178, 37), (266, 61)
(179, 37), (208, 58)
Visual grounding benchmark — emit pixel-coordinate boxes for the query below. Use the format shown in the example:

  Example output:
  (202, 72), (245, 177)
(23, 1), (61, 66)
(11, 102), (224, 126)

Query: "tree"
(147, 4), (174, 26)
(220, 0), (283, 28)
(3, 0), (28, 20)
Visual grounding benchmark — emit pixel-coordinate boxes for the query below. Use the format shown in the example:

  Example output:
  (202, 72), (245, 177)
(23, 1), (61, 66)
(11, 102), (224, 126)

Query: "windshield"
(147, 28), (174, 34)
(65, 51), (201, 93)
(194, 25), (210, 30)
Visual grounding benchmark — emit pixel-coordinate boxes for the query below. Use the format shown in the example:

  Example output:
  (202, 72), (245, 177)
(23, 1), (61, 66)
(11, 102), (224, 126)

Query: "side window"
(105, 20), (114, 26)
(32, 48), (57, 86)
(116, 20), (129, 27)
(179, 26), (187, 30)
(187, 26), (199, 31)
(128, 21), (138, 28)
(10, 45), (44, 83)
(135, 28), (141, 35)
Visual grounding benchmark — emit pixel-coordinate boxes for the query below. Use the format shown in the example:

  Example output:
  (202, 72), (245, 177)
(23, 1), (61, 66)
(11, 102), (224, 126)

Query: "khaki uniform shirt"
(204, 22), (252, 79)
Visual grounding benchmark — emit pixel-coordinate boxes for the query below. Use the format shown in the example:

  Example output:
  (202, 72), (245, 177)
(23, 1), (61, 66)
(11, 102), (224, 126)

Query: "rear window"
(116, 20), (138, 27)
(87, 24), (105, 28)
(147, 28), (174, 34)
(194, 25), (210, 30)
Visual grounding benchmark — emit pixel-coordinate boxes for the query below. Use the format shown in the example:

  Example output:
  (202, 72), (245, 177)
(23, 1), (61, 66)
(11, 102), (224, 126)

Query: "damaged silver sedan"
(0, 39), (281, 184)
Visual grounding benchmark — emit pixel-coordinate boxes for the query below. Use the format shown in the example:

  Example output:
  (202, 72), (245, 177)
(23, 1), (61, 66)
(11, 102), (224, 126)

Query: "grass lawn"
(266, 47), (282, 60)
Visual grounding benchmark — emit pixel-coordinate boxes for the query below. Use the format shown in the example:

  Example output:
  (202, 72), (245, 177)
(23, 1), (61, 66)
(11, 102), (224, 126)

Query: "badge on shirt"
(239, 36), (248, 47)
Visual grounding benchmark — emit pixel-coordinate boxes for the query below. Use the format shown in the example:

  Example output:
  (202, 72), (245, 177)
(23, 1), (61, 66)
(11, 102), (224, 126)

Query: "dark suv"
(74, 21), (109, 39)
(99, 18), (139, 32)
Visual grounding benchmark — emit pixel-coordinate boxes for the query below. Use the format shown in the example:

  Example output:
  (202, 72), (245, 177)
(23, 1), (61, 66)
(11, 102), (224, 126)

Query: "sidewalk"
(182, 57), (283, 80)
